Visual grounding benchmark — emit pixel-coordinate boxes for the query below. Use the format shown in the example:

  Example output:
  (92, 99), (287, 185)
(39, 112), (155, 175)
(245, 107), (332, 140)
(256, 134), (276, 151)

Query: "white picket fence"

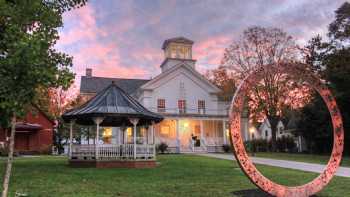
(71, 144), (156, 160)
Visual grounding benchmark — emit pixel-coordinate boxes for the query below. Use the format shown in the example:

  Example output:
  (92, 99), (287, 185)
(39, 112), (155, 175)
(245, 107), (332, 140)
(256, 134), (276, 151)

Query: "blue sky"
(55, 0), (345, 88)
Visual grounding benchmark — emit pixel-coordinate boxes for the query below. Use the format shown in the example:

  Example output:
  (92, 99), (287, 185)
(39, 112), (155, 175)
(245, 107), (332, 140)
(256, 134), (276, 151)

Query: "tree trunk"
(2, 115), (16, 197)
(268, 116), (279, 152)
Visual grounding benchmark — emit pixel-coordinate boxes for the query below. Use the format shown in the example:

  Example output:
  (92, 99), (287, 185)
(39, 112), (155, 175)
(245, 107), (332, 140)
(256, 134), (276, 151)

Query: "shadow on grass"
(232, 189), (319, 197)
(232, 189), (272, 197)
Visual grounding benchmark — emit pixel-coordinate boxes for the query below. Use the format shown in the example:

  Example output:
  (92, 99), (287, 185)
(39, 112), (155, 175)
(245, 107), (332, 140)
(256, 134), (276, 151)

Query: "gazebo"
(62, 82), (163, 168)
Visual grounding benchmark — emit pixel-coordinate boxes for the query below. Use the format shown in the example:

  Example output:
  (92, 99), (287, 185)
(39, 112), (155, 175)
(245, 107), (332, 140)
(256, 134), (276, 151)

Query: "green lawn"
(252, 152), (350, 167)
(0, 155), (349, 197)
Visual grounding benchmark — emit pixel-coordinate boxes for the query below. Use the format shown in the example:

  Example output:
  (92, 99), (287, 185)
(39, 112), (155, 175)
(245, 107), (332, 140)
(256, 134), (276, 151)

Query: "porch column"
(129, 118), (139, 159)
(222, 120), (227, 145)
(151, 121), (155, 145)
(118, 128), (121, 144)
(151, 121), (156, 159)
(93, 117), (104, 160)
(176, 119), (180, 153)
(200, 120), (204, 140)
(69, 120), (75, 159)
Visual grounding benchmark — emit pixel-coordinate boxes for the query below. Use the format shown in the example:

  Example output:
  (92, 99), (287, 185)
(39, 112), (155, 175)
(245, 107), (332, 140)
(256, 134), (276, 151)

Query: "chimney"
(86, 68), (92, 77)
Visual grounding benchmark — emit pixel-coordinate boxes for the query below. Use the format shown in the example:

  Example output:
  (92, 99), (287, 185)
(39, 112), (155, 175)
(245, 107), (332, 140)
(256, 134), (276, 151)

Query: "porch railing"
(70, 144), (155, 160)
(205, 137), (224, 145)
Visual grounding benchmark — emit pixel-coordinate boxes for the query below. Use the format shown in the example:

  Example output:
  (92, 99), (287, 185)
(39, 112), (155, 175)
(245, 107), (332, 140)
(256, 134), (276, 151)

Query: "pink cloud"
(193, 35), (232, 72)
(57, 4), (106, 46)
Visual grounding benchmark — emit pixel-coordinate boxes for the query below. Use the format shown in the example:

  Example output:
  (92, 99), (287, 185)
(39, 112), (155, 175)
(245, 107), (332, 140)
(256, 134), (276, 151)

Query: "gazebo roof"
(62, 82), (163, 126)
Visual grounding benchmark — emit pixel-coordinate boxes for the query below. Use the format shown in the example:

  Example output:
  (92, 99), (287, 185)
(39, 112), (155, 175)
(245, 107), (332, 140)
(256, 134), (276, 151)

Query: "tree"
(35, 86), (79, 153)
(0, 0), (86, 196)
(205, 66), (236, 101)
(221, 26), (309, 151)
(300, 2), (350, 155)
(297, 94), (333, 154)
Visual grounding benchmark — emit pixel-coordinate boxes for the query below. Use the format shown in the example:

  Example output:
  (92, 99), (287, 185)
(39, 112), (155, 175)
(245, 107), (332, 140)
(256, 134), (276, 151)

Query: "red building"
(0, 106), (55, 154)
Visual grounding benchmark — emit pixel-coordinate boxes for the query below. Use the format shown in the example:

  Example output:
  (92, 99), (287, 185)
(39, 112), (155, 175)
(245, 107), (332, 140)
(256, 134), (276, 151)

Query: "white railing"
(204, 137), (225, 153)
(200, 138), (208, 152)
(205, 137), (224, 145)
(147, 107), (229, 116)
(71, 144), (155, 160)
(128, 137), (147, 144)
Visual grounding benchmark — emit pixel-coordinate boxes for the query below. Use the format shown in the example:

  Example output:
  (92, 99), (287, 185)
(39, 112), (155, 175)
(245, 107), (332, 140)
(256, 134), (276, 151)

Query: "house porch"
(155, 118), (229, 153)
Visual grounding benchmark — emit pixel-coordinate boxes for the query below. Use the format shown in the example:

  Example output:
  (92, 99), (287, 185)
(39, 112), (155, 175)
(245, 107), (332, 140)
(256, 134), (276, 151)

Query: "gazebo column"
(120, 125), (127, 144)
(69, 120), (75, 159)
(129, 118), (139, 159)
(93, 117), (104, 160)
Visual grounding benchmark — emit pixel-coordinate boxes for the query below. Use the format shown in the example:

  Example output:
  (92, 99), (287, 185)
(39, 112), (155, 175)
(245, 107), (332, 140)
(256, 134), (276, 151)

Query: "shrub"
(156, 142), (168, 154)
(276, 136), (296, 152)
(38, 144), (52, 155)
(245, 139), (270, 152)
(222, 144), (231, 153)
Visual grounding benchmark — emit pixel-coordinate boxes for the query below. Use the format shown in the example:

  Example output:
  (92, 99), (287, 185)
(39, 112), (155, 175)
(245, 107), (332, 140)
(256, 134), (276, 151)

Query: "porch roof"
(15, 123), (42, 131)
(62, 82), (163, 126)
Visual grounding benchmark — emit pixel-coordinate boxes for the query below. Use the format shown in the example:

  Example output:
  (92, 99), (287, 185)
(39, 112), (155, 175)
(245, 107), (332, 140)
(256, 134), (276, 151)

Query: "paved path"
(198, 153), (350, 178)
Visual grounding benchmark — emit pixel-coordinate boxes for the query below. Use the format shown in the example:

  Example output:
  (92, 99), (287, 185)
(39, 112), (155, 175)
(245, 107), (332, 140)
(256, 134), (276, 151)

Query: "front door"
(178, 120), (192, 151)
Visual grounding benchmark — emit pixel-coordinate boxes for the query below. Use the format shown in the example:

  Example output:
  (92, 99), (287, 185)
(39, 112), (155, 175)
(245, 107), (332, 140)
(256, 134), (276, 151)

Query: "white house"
(251, 119), (290, 140)
(247, 116), (307, 152)
(79, 37), (237, 153)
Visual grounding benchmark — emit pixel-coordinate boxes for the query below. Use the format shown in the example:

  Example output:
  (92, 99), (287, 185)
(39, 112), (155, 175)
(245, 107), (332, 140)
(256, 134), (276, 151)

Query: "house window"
(171, 46), (177, 58)
(265, 130), (268, 137)
(157, 99), (165, 112)
(198, 100), (206, 114)
(178, 100), (186, 114)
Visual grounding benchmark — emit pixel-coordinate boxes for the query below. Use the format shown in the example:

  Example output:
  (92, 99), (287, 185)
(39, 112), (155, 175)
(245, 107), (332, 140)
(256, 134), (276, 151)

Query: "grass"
(252, 152), (350, 167)
(0, 155), (349, 197)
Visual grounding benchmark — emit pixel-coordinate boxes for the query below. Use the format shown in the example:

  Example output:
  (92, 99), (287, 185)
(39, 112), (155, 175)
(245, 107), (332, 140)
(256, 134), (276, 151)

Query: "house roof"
(80, 76), (150, 95)
(162, 37), (194, 49)
(286, 115), (298, 130)
(63, 82), (163, 126)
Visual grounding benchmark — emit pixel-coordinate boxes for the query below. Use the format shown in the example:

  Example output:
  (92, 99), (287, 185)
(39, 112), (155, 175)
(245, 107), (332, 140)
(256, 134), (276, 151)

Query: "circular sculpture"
(229, 63), (344, 197)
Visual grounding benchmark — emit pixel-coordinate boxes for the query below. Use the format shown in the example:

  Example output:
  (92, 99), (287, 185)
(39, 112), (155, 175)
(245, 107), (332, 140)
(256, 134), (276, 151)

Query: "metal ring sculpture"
(229, 63), (344, 197)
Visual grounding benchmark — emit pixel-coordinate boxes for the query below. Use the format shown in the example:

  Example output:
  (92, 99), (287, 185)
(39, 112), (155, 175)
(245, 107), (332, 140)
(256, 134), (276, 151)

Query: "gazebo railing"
(71, 144), (155, 160)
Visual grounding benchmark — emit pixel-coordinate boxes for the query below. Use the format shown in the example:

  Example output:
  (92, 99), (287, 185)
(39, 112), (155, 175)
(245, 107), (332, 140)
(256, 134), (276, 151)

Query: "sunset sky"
(55, 0), (345, 87)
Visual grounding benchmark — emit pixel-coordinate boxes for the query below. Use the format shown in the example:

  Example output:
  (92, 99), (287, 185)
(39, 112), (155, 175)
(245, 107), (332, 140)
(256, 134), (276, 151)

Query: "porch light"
(249, 127), (256, 133)
(183, 122), (189, 127)
(226, 128), (229, 136)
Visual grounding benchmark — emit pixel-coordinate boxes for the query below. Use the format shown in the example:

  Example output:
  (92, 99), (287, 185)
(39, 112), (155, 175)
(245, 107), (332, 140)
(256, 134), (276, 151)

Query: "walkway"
(198, 153), (350, 178)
